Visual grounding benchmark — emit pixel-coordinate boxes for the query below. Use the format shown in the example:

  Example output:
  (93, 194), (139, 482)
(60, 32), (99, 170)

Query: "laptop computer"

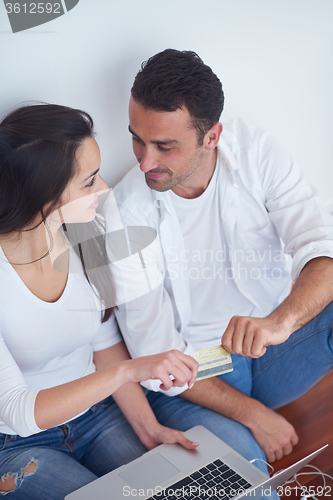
(65, 425), (328, 500)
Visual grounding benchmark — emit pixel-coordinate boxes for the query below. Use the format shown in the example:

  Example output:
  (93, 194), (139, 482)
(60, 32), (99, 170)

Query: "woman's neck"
(0, 216), (66, 266)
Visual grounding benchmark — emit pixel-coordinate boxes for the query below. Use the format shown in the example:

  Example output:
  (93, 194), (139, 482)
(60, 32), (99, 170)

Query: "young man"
(106, 49), (333, 479)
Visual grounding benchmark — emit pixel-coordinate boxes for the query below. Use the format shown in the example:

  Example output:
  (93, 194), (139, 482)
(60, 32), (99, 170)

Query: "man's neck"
(172, 148), (217, 199)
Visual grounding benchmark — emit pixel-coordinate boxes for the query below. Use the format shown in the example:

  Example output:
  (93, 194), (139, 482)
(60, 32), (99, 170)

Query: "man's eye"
(86, 176), (96, 188)
(158, 145), (172, 152)
(132, 136), (142, 143)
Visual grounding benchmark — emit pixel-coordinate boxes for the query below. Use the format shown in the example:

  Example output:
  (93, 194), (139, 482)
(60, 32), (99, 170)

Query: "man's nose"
(139, 149), (158, 173)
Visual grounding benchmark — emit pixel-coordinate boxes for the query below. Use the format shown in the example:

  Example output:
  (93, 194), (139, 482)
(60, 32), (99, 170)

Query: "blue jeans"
(1, 305), (332, 499)
(0, 396), (147, 499)
(146, 302), (333, 499)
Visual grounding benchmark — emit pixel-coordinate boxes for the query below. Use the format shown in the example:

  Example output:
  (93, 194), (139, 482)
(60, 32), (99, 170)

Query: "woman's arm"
(34, 342), (198, 432)
(93, 342), (199, 450)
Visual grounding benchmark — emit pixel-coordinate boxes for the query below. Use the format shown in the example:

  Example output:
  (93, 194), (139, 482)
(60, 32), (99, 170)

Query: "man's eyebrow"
(128, 125), (140, 138)
(83, 168), (100, 182)
(128, 125), (178, 146)
(152, 139), (178, 146)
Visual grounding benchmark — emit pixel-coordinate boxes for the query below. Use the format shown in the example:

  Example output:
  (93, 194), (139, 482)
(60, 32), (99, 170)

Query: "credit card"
(190, 345), (233, 381)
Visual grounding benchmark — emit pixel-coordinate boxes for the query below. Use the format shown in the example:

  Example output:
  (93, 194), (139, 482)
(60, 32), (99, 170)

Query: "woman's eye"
(86, 176), (96, 188)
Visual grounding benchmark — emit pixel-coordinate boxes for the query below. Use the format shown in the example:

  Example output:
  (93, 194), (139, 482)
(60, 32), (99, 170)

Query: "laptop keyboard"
(147, 458), (252, 499)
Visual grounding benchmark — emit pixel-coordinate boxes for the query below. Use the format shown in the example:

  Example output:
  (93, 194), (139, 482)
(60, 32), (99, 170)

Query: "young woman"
(0, 104), (198, 499)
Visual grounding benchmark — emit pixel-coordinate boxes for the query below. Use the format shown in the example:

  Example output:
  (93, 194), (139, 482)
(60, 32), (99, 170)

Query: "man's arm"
(222, 256), (333, 357)
(223, 125), (333, 358)
(181, 376), (298, 463)
(113, 248), (301, 461)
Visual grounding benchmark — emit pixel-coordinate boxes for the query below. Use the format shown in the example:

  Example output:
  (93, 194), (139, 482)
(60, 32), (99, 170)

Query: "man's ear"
(204, 122), (223, 150)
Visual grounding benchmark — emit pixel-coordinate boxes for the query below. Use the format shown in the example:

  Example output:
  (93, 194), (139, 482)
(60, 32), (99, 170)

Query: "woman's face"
(58, 137), (108, 224)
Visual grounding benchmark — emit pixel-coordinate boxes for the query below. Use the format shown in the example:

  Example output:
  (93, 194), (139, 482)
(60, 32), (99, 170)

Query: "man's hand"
(135, 421), (199, 451)
(181, 376), (298, 463)
(223, 257), (333, 357)
(221, 315), (292, 358)
(247, 404), (299, 462)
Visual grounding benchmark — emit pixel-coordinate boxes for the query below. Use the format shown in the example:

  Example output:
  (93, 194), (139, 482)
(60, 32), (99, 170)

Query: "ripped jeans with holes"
(0, 396), (147, 499)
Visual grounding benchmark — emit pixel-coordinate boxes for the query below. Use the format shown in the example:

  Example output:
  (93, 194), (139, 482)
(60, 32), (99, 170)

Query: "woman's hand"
(95, 344), (199, 453)
(125, 350), (199, 391)
(135, 420), (199, 451)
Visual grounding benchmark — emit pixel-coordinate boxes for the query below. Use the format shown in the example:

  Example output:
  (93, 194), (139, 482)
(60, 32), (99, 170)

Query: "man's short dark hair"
(131, 49), (224, 144)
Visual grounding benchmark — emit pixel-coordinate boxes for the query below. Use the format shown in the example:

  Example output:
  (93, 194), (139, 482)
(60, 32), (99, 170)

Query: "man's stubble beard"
(144, 171), (182, 192)
(143, 147), (205, 193)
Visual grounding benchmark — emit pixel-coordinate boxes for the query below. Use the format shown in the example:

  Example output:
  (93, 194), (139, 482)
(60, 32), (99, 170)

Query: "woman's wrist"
(116, 358), (138, 385)
(131, 417), (162, 450)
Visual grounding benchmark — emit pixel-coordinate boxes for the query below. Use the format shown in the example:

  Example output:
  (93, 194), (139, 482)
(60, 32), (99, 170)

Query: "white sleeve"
(0, 333), (41, 437)
(0, 315), (121, 437)
(91, 313), (122, 352)
(106, 201), (195, 396)
(115, 283), (196, 396)
(257, 130), (333, 282)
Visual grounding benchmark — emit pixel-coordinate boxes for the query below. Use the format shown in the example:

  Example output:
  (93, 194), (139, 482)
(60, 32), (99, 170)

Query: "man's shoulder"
(221, 117), (266, 151)
(219, 117), (276, 181)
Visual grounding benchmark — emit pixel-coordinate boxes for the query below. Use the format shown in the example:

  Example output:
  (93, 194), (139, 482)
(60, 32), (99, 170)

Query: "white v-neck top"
(0, 245), (121, 437)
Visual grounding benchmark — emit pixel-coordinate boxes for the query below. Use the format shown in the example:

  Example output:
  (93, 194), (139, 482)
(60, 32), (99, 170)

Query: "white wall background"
(1, 0), (332, 204)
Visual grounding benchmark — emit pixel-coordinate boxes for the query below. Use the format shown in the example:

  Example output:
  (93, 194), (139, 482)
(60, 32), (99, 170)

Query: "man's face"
(128, 97), (207, 192)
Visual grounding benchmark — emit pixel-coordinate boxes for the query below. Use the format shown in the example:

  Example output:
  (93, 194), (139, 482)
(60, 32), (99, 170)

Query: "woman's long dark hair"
(0, 103), (112, 322)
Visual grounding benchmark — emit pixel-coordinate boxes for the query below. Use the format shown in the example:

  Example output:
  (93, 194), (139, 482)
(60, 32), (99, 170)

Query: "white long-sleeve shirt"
(0, 245), (121, 437)
(107, 117), (333, 396)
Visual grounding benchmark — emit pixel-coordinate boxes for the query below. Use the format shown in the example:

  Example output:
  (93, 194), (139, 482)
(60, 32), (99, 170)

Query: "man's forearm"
(271, 256), (333, 332)
(222, 256), (333, 357)
(181, 376), (258, 427)
(180, 376), (298, 462)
